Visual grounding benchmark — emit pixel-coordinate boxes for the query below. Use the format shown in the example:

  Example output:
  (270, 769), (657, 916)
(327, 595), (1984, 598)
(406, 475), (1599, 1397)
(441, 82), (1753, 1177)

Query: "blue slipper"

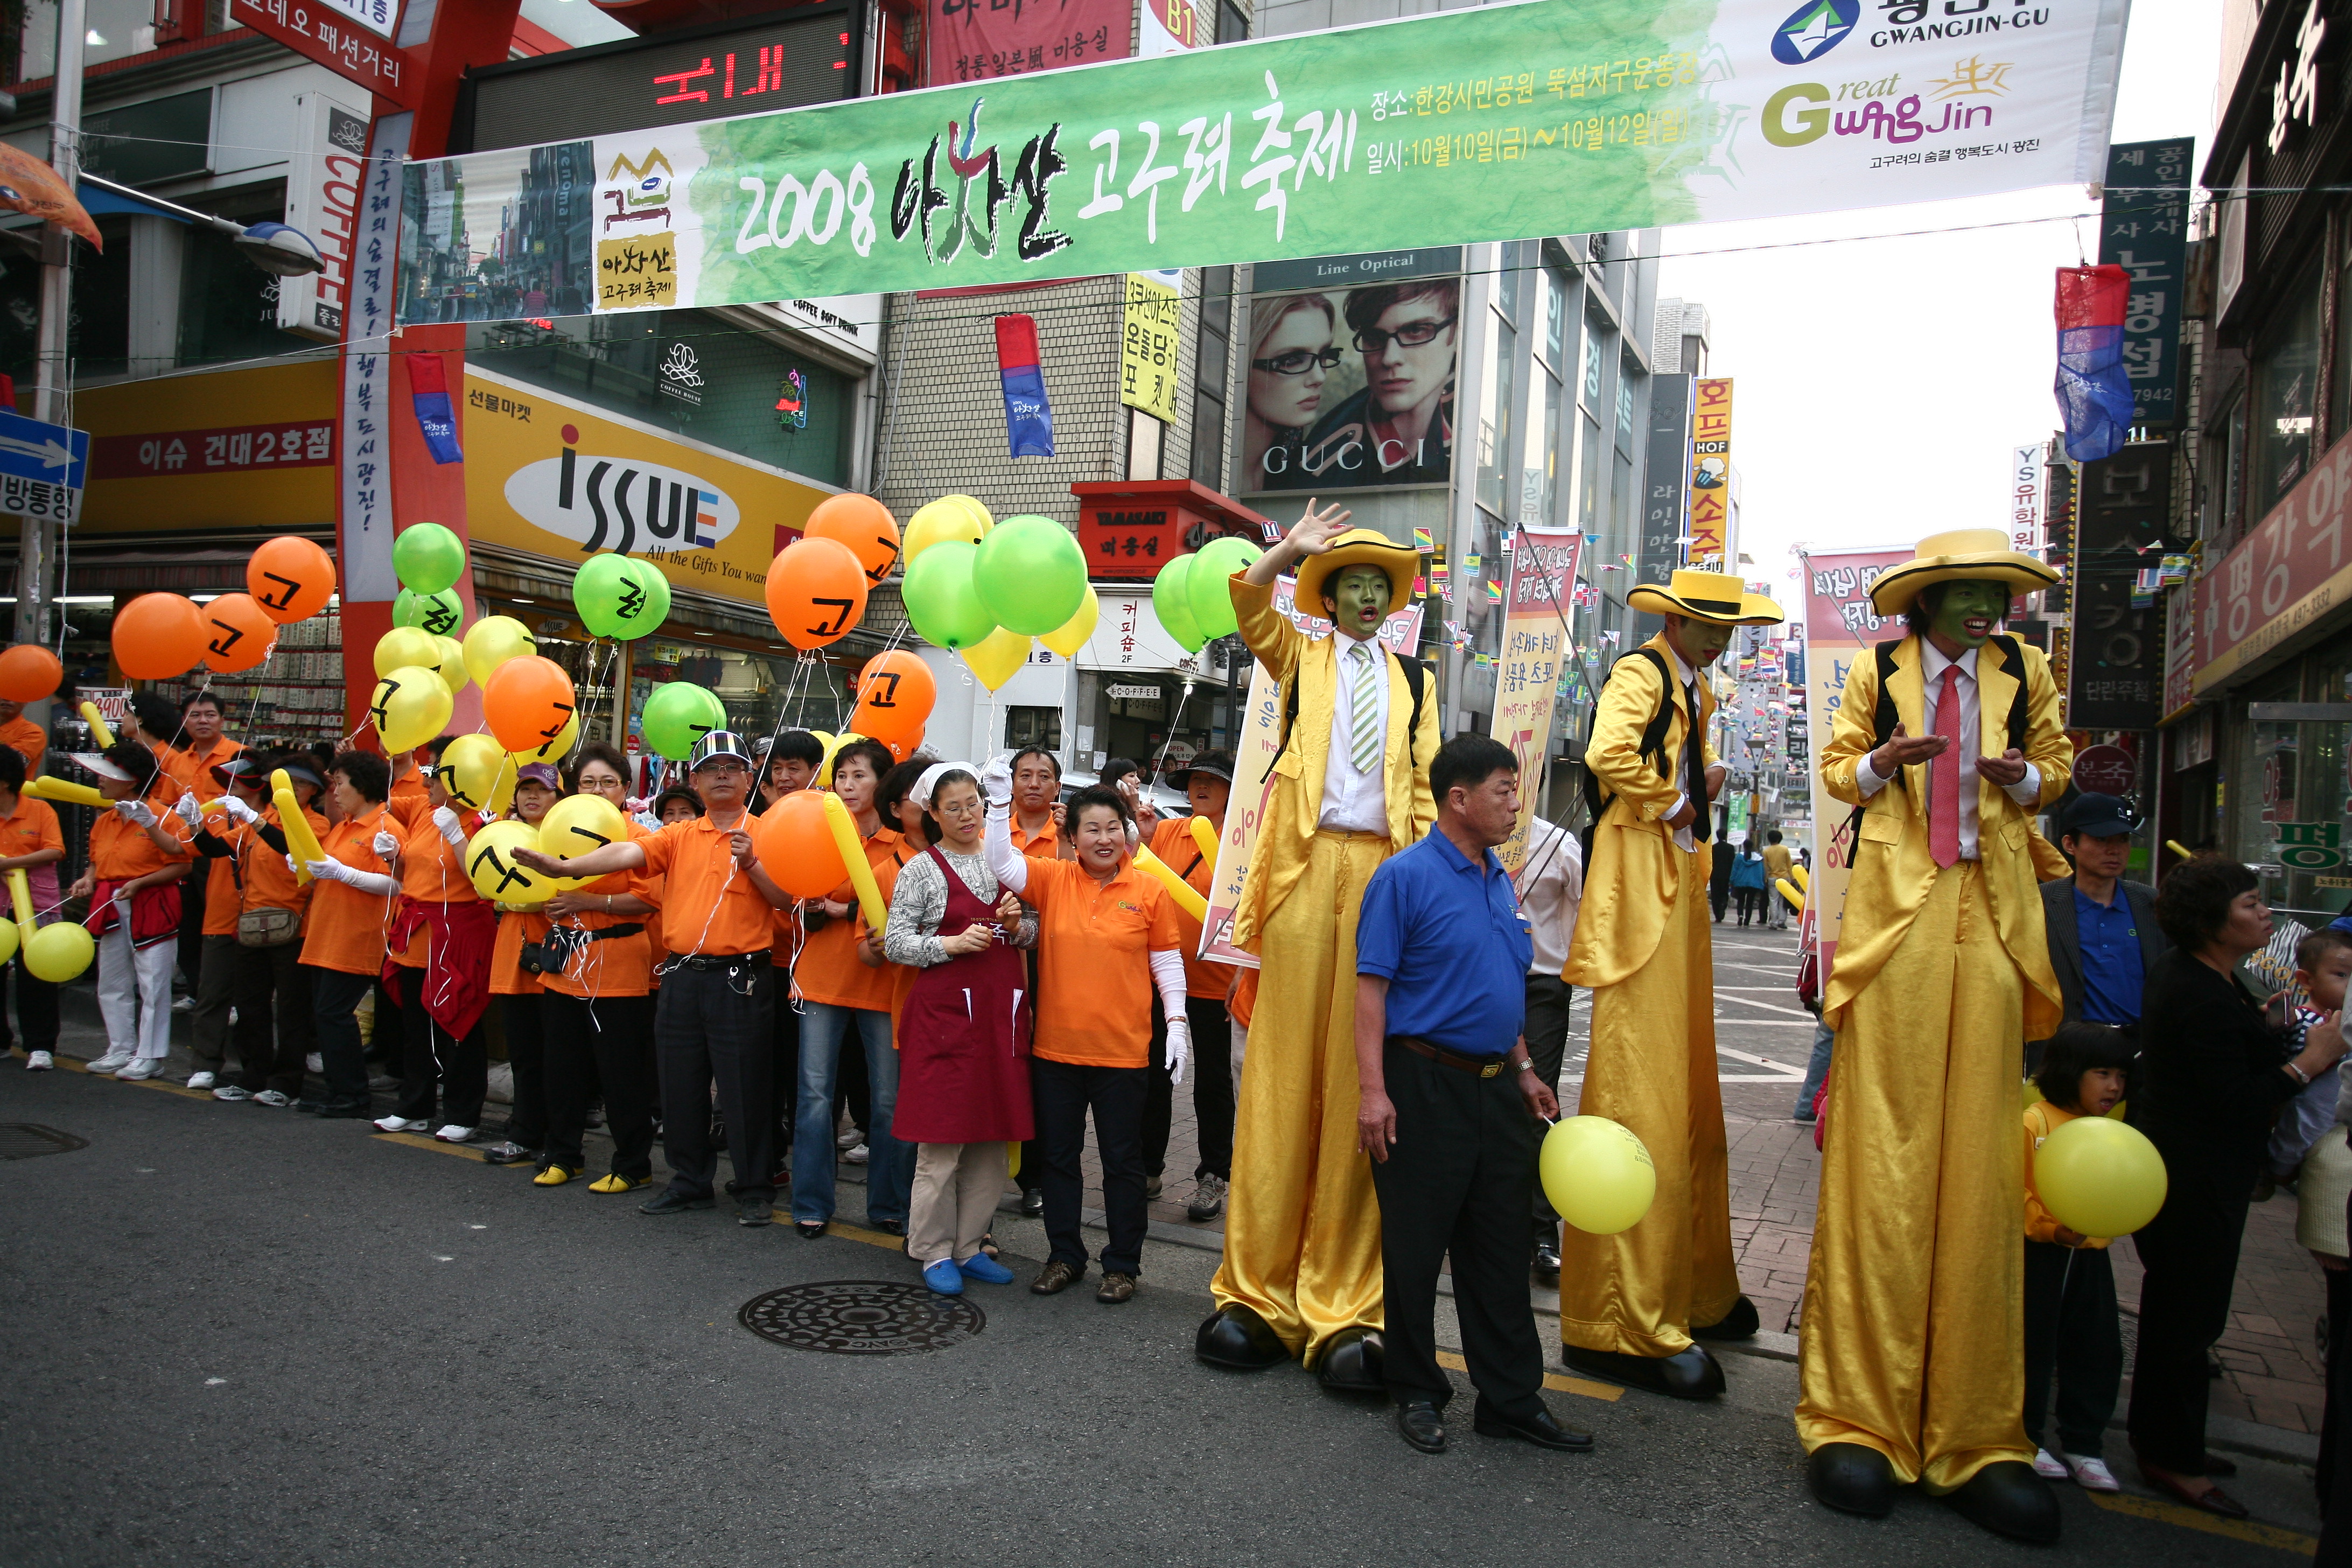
(922, 1258), (964, 1296)
(957, 1251), (1016, 1285)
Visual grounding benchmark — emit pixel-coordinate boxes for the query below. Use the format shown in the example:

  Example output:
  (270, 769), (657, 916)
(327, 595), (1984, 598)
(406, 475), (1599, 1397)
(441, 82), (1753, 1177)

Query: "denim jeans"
(792, 1002), (911, 1225)
(1795, 1019), (1833, 1118)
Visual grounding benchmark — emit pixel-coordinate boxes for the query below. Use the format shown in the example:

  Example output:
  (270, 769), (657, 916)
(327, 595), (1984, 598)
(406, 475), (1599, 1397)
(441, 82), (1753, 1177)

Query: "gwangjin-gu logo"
(503, 426), (739, 556)
(1772, 0), (1857, 62)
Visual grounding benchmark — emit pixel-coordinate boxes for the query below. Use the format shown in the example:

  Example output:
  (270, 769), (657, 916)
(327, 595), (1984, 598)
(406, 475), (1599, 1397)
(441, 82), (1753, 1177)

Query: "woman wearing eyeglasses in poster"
(1244, 292), (1340, 493)
(1294, 280), (1459, 491)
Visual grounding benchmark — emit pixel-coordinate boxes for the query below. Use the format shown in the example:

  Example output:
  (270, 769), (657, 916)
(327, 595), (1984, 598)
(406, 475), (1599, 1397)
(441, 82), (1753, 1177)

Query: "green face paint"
(1325, 565), (1393, 639)
(1670, 616), (1734, 667)
(1929, 580), (2010, 650)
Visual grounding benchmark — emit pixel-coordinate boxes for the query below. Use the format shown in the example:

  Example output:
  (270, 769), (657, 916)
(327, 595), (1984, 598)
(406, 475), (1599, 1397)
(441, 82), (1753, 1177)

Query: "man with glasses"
(514, 732), (799, 1228)
(1296, 280), (1458, 489)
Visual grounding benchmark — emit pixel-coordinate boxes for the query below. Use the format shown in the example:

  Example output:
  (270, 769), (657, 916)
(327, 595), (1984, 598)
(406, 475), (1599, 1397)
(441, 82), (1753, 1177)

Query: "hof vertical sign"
(1688, 379), (1732, 567)
(2098, 138), (2194, 429)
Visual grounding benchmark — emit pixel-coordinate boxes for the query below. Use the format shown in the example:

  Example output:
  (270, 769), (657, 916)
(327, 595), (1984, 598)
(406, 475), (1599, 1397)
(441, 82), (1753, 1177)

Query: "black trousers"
(2321, 1268), (2351, 1508)
(393, 978), (489, 1129)
(177, 873), (206, 991)
(768, 979), (800, 1167)
(307, 964), (374, 1111)
(655, 960), (776, 1201)
(500, 993), (549, 1149)
(1709, 883), (1729, 922)
(1142, 996), (1237, 1180)
(232, 939), (315, 1096)
(2023, 1239), (2122, 1458)
(1523, 974), (1574, 1234)
(2127, 1181), (2251, 1473)
(1033, 1055), (1148, 1277)
(1368, 1039), (1545, 1420)
(542, 990), (657, 1180)
(0, 949), (60, 1054)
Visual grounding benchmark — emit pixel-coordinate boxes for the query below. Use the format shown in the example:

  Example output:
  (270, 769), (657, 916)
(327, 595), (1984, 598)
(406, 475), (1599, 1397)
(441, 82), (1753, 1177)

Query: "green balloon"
(901, 540), (997, 650)
(1184, 536), (1263, 642)
(1153, 552), (1207, 654)
(575, 554), (670, 640)
(393, 587), (463, 638)
(636, 566), (672, 639)
(640, 680), (725, 760)
(974, 514), (1087, 635)
(393, 522), (467, 594)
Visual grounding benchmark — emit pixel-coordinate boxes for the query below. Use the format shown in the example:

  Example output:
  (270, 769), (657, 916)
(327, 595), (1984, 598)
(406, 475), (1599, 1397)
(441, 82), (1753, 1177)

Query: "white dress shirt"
(1515, 816), (1584, 976)
(1853, 641), (2041, 859)
(1318, 634), (1391, 833)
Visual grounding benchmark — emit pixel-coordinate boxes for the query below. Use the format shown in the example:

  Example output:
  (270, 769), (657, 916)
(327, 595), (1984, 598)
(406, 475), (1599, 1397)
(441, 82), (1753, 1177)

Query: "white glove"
(1164, 1016), (1190, 1087)
(285, 853), (300, 874)
(305, 858), (345, 884)
(432, 806), (467, 847)
(171, 792), (202, 826)
(115, 800), (156, 827)
(978, 753), (1013, 809)
(370, 829), (400, 859)
(221, 794), (261, 825)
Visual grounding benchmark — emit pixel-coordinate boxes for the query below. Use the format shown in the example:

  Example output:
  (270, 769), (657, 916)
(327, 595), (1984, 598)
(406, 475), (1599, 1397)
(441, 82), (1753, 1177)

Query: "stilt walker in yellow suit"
(1195, 501), (1439, 1389)
(1801, 529), (2070, 1545)
(1559, 569), (1781, 1400)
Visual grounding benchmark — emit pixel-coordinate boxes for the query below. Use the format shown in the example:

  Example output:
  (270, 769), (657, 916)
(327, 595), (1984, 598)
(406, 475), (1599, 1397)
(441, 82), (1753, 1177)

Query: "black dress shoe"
(737, 1197), (773, 1227)
(1561, 1342), (1724, 1400)
(640, 1189), (715, 1215)
(1317, 1326), (1385, 1393)
(1943, 1460), (2060, 1545)
(796, 1220), (828, 1239)
(1019, 1186), (1044, 1217)
(312, 1102), (373, 1120)
(1531, 1240), (1562, 1286)
(1807, 1442), (1896, 1518)
(1690, 1294), (1760, 1342)
(1396, 1401), (1447, 1454)
(1195, 1304), (1289, 1370)
(2204, 1452), (2239, 1478)
(869, 1218), (906, 1237)
(1473, 1399), (1593, 1452)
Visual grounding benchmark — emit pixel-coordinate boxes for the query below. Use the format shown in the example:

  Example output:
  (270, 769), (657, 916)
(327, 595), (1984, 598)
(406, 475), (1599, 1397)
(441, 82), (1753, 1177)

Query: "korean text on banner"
(398, 0), (2129, 321)
(1495, 525), (1581, 872)
(1120, 273), (1184, 423)
(925, 0), (1134, 89)
(1801, 546), (1911, 974)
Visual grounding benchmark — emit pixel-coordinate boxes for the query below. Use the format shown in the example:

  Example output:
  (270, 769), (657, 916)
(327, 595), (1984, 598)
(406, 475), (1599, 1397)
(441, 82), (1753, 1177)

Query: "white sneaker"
(186, 1072), (216, 1090)
(305, 1053), (323, 1075)
(2030, 1447), (2070, 1481)
(213, 1084), (253, 1101)
(2061, 1453), (2120, 1492)
(432, 1124), (476, 1143)
(836, 1127), (861, 1150)
(372, 1115), (428, 1133)
(171, 995), (193, 1012)
(86, 1053), (130, 1074)
(253, 1090), (293, 1108)
(25, 1049), (52, 1071)
(844, 1142), (869, 1165)
(116, 1058), (165, 1081)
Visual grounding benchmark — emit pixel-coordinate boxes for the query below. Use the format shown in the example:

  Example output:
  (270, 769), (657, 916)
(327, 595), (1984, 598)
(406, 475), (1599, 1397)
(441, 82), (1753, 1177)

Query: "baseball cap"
(2058, 792), (2138, 839)
(689, 731), (752, 771)
(515, 763), (562, 790)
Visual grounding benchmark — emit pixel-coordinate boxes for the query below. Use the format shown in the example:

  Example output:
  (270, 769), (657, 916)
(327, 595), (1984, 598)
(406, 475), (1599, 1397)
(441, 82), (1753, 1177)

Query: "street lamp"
(78, 172), (325, 276)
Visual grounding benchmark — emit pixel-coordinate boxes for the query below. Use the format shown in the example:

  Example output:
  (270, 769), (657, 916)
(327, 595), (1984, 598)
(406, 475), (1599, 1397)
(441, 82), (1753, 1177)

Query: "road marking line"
(1714, 994), (1815, 1019)
(1434, 1350), (1622, 1402)
(821, 1221), (906, 1250)
(370, 1131), (532, 1166)
(2084, 1489), (2317, 1555)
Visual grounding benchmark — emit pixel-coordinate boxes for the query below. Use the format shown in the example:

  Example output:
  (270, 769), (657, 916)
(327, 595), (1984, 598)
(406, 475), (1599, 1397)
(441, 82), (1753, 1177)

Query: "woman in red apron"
(885, 765), (1036, 1296)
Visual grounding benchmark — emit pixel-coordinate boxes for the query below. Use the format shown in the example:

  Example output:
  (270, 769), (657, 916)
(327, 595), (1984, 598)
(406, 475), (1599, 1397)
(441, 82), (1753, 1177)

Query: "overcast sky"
(1655, 0), (2221, 598)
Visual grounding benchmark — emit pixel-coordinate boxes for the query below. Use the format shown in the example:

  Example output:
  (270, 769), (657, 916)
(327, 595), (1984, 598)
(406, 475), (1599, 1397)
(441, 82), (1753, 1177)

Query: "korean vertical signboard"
(1801, 547), (1910, 972)
(2069, 441), (2170, 730)
(1119, 272), (1183, 423)
(1639, 374), (1692, 635)
(1495, 525), (1583, 871)
(1688, 378), (1732, 567)
(2098, 138), (2194, 429)
(2009, 442), (2046, 556)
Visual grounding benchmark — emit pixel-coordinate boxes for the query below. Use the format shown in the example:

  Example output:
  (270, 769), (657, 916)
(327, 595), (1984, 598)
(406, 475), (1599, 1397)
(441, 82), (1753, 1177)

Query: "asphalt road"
(0, 1050), (2330, 1566)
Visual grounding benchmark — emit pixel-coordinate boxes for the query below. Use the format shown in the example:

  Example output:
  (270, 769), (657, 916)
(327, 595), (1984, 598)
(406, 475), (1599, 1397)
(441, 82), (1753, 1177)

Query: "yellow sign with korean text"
(1688, 377), (1732, 568)
(71, 360), (339, 534)
(1119, 273), (1183, 425)
(1494, 526), (1581, 872)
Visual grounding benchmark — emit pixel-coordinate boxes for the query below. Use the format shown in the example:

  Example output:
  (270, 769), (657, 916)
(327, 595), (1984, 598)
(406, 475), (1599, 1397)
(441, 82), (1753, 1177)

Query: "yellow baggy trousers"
(1558, 843), (1739, 1356)
(1212, 829), (1391, 1363)
(1796, 860), (2035, 1491)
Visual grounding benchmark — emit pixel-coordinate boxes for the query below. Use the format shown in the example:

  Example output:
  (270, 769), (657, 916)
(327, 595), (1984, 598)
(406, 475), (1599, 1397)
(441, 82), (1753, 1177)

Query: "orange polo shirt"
(1021, 856), (1181, 1068)
(162, 735), (241, 802)
(1148, 816), (1233, 999)
(0, 716), (45, 774)
(796, 821), (905, 1012)
(388, 770), (429, 826)
(640, 812), (781, 958)
(394, 806), (480, 967)
(1011, 813), (1061, 858)
(200, 823), (244, 936)
(491, 906), (550, 996)
(243, 803), (325, 916)
(88, 806), (192, 881)
(544, 821), (657, 999)
(0, 790), (61, 863)
(1229, 966), (1258, 1030)
(642, 873), (669, 984)
(299, 802), (398, 975)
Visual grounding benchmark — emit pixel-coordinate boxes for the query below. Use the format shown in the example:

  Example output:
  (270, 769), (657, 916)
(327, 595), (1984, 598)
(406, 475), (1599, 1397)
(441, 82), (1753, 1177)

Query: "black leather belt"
(1391, 1034), (1508, 1079)
(675, 950), (771, 971)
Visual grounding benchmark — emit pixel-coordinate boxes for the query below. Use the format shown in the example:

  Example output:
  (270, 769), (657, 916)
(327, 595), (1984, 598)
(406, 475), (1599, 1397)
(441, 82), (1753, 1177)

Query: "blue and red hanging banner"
(405, 351), (465, 466)
(2053, 264), (2133, 464)
(994, 314), (1055, 459)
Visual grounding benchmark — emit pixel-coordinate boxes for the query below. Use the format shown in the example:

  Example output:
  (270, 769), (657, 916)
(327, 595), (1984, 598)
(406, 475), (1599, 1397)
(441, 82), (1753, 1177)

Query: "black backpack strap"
(1578, 648), (1677, 865)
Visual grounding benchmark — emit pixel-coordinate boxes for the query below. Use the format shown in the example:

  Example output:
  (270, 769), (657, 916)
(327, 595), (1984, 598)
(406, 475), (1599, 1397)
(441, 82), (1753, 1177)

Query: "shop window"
(2252, 262), (2323, 512)
(177, 192), (289, 370)
(15, 0), (160, 81)
(1474, 268), (1516, 520)
(1005, 705), (1062, 752)
(2202, 396), (2246, 548)
(0, 217), (130, 382)
(1191, 264), (1231, 489)
(1577, 410), (1602, 532)
(1216, 1), (1248, 43)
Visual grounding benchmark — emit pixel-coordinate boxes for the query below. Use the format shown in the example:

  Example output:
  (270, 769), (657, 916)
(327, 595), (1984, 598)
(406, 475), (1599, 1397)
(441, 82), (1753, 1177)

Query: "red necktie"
(1930, 664), (1962, 869)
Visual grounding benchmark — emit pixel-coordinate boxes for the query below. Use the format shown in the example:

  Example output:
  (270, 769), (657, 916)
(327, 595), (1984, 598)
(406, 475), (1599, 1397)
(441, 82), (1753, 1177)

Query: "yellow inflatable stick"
(24, 775), (104, 809)
(818, 789), (887, 930)
(8, 866), (31, 953)
(1775, 877), (1804, 912)
(1188, 814), (1218, 864)
(1789, 863), (1809, 893)
(271, 768), (327, 885)
(79, 700), (115, 747)
(1133, 845), (1209, 922)
(2165, 838), (2193, 861)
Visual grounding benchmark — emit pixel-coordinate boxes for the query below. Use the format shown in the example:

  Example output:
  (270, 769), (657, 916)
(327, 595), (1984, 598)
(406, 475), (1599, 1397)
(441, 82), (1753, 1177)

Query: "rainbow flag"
(1483, 580), (1503, 604)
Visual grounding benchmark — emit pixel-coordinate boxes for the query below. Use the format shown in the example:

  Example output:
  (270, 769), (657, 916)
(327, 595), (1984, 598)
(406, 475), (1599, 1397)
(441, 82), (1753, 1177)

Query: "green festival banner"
(399, 0), (2129, 321)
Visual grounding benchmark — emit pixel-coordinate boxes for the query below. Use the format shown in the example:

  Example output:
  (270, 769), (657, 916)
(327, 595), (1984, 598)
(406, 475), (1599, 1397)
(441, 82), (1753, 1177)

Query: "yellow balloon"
(435, 733), (516, 816)
(2033, 1114), (2167, 1239)
(1774, 876), (1803, 912)
(1790, 863), (1810, 892)
(1040, 589), (1100, 659)
(373, 625), (440, 678)
(462, 614), (538, 690)
(23, 920), (93, 983)
(540, 793), (629, 861)
(1133, 845), (1209, 921)
(904, 497), (992, 564)
(463, 820), (581, 904)
(962, 626), (1033, 692)
(507, 711), (580, 767)
(430, 634), (470, 694)
(811, 730), (848, 787)
(1540, 1116), (1657, 1235)
(370, 665), (453, 754)
(0, 917), (21, 967)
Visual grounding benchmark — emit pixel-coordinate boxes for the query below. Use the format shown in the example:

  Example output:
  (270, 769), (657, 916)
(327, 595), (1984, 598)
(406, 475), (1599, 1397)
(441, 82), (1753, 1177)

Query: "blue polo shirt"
(2074, 884), (2144, 1026)
(1356, 828), (1532, 1058)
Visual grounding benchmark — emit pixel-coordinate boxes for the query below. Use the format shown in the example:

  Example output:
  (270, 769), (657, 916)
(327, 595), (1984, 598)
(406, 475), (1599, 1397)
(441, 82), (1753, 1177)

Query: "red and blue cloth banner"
(2053, 264), (2133, 463)
(405, 352), (464, 466)
(993, 313), (1055, 459)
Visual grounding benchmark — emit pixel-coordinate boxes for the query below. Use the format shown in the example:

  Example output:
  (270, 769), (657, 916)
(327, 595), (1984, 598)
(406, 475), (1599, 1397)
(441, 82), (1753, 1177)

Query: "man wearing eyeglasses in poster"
(1261, 280), (1458, 493)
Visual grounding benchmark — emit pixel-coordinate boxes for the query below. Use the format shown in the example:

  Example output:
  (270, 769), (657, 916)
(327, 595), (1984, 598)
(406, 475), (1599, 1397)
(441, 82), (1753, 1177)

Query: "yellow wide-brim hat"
(1867, 528), (2063, 617)
(1626, 568), (1783, 626)
(1292, 528), (1422, 615)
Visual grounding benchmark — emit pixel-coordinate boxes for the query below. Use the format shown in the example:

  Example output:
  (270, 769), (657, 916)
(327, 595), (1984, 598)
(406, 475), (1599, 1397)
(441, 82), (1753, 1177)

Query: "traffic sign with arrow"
(0, 407), (89, 524)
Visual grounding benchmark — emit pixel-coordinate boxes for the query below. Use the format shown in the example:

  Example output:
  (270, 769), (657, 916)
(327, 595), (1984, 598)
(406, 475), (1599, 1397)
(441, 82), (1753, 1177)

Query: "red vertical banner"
(925, 0), (1135, 86)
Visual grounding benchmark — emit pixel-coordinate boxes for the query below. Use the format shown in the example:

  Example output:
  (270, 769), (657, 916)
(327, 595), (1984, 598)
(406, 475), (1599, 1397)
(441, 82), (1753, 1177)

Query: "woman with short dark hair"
(297, 751), (401, 1118)
(2128, 856), (2350, 1515)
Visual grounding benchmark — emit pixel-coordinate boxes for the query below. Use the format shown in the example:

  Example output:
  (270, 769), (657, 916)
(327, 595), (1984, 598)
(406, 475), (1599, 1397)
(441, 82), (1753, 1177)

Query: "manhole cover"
(739, 1280), (984, 1356)
(0, 1124), (87, 1160)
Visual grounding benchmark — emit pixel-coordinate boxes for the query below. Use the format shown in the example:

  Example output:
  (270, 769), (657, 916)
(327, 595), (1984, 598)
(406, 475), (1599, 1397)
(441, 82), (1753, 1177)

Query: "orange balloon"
(0, 644), (61, 702)
(804, 493), (903, 586)
(113, 593), (207, 680)
(247, 536), (337, 624)
(765, 537), (870, 650)
(482, 655), (578, 755)
(878, 729), (921, 764)
(200, 593), (278, 674)
(755, 789), (847, 898)
(847, 649), (936, 740)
